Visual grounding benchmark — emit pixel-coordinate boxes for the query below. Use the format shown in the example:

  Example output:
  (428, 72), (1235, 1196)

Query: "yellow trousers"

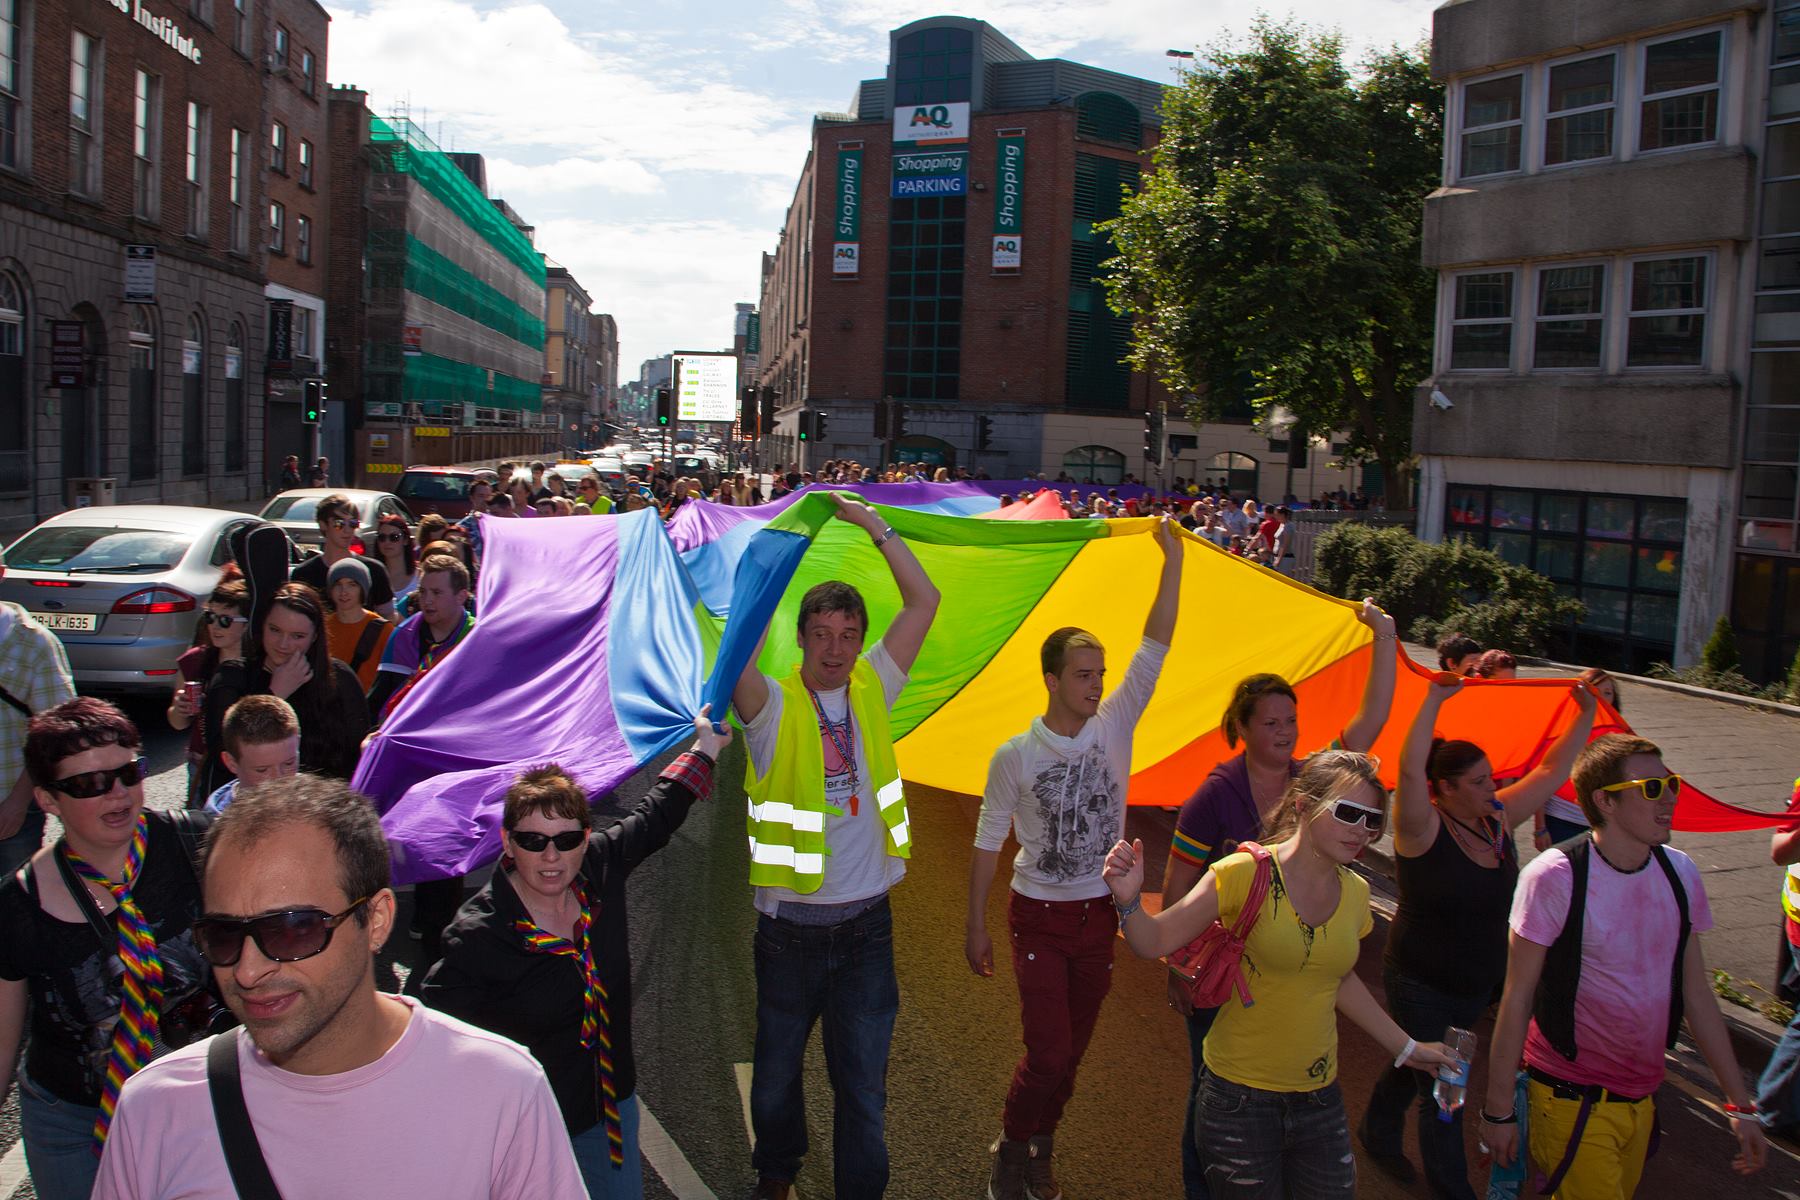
(1526, 1078), (1656, 1200)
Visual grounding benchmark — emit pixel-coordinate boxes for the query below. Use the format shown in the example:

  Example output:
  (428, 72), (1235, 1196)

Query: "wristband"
(1723, 1102), (1758, 1120)
(1372, 633), (1399, 642)
(1393, 1038), (1416, 1069)
(1480, 1110), (1518, 1125)
(1113, 893), (1142, 919)
(871, 525), (897, 548)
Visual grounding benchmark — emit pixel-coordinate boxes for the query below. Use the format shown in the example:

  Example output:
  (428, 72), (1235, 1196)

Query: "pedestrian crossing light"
(655, 387), (673, 426)
(303, 379), (326, 425)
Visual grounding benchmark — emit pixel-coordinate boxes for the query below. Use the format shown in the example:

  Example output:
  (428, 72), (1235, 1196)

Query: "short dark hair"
(503, 764), (593, 832)
(796, 581), (866, 636)
(315, 494), (356, 528)
(1221, 674), (1298, 749)
(1436, 631), (1482, 670)
(1571, 733), (1662, 829)
(1426, 738), (1488, 793)
(420, 552), (471, 593)
(25, 697), (142, 787)
(1474, 649), (1517, 677)
(204, 774), (390, 923)
(222, 695), (300, 757)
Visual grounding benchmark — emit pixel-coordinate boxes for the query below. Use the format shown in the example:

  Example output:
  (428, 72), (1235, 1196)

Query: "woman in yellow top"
(1103, 751), (1453, 1198)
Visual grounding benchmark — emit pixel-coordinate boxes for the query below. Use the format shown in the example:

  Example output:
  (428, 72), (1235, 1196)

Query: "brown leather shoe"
(750, 1178), (792, 1200)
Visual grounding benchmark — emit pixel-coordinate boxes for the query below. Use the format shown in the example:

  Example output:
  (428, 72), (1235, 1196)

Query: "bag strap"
(207, 1029), (285, 1200)
(349, 618), (386, 673)
(1229, 841), (1275, 937)
(0, 682), (32, 720)
(52, 842), (117, 949)
(1538, 1093), (1597, 1195)
(1650, 844), (1691, 1051)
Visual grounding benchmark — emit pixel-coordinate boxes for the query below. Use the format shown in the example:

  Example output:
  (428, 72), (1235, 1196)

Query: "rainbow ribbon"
(514, 886), (622, 1168)
(63, 815), (164, 1150)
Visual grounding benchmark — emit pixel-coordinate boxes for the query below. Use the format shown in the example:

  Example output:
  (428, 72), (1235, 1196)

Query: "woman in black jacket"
(200, 582), (369, 795)
(423, 709), (730, 1199)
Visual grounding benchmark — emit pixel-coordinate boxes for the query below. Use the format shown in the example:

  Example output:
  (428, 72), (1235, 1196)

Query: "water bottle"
(1434, 1026), (1477, 1121)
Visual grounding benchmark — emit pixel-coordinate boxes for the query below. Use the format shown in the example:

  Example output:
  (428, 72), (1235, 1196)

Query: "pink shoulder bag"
(1167, 841), (1274, 1009)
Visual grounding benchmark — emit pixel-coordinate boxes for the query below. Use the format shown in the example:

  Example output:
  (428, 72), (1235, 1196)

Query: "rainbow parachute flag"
(354, 486), (1789, 883)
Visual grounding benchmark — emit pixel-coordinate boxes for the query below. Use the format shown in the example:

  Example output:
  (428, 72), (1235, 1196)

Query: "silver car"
(258, 488), (415, 550)
(0, 506), (297, 694)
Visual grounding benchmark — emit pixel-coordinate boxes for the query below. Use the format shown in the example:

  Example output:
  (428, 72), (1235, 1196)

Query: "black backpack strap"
(349, 619), (387, 673)
(1533, 835), (1592, 1062)
(1651, 845), (1691, 1050)
(0, 682), (31, 719)
(207, 1029), (284, 1199)
(53, 842), (117, 948)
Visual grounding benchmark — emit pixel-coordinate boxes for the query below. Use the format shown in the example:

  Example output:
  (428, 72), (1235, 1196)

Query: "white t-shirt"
(745, 641), (910, 916)
(975, 638), (1170, 901)
(93, 996), (585, 1200)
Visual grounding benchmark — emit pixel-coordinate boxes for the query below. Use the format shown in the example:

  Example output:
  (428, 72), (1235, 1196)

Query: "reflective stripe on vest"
(743, 658), (909, 893)
(1785, 864), (1800, 926)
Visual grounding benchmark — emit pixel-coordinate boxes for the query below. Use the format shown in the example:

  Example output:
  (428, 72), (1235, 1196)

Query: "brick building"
(261, 0), (329, 478)
(544, 259), (594, 442)
(0, 0), (273, 531)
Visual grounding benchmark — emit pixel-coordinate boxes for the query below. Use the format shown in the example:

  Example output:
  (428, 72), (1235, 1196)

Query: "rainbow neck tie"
(514, 885), (622, 1168)
(62, 815), (164, 1150)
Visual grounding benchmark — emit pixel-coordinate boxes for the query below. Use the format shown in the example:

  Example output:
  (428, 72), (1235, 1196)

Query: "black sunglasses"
(377, 531), (406, 543)
(191, 897), (372, 967)
(50, 757), (148, 799)
(325, 517), (359, 531)
(1329, 800), (1386, 834)
(509, 829), (587, 853)
(201, 611), (248, 629)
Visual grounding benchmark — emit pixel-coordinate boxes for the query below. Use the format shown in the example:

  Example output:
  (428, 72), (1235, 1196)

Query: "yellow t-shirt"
(1201, 850), (1373, 1092)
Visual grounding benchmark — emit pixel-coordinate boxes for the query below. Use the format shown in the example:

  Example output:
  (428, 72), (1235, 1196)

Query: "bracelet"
(1113, 893), (1142, 919)
(1373, 633), (1399, 642)
(1723, 1102), (1759, 1120)
(1480, 1110), (1519, 1125)
(871, 525), (897, 548)
(1393, 1038), (1416, 1069)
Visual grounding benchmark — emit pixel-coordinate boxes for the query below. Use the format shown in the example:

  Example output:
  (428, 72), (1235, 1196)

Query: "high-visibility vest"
(1784, 777), (1800, 925)
(743, 660), (910, 893)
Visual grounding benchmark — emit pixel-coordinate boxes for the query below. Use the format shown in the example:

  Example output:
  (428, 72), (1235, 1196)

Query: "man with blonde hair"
(966, 519), (1183, 1199)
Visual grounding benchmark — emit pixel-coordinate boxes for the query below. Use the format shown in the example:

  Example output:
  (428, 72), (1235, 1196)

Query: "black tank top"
(1385, 817), (1518, 998)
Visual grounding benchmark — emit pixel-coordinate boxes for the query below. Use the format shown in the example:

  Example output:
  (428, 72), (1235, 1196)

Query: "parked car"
(258, 489), (414, 550)
(0, 506), (300, 694)
(393, 466), (491, 520)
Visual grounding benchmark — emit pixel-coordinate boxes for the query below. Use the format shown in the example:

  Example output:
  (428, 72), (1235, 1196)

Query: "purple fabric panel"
(355, 514), (631, 884)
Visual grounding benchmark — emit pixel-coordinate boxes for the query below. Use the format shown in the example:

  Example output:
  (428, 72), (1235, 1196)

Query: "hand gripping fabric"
(1167, 841), (1273, 1010)
(514, 887), (623, 1168)
(60, 815), (164, 1148)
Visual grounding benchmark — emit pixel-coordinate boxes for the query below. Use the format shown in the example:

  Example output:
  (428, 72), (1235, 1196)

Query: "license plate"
(31, 611), (98, 632)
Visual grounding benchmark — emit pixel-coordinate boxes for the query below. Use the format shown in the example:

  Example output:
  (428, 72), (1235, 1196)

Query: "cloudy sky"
(324, 1), (1437, 376)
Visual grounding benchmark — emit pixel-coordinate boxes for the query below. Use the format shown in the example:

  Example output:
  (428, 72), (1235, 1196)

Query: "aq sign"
(891, 101), (970, 146)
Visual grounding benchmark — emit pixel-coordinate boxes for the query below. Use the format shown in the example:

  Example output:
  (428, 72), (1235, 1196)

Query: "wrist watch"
(872, 525), (897, 548)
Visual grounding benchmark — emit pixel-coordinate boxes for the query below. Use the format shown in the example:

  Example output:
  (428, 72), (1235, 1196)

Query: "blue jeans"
(1360, 968), (1487, 1200)
(1182, 1003), (1222, 1200)
(18, 1073), (102, 1200)
(571, 1093), (642, 1200)
(0, 807), (45, 877)
(1195, 1071), (1356, 1198)
(1759, 941), (1800, 1130)
(750, 896), (898, 1199)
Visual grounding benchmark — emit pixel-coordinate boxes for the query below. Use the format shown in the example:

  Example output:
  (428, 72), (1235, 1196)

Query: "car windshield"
(675, 456), (705, 471)
(397, 474), (471, 502)
(262, 496), (323, 522)
(6, 527), (191, 573)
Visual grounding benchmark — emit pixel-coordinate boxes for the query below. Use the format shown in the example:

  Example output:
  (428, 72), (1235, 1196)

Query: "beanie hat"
(326, 556), (371, 602)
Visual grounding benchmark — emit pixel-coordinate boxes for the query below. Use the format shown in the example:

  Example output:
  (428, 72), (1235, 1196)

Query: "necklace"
(1440, 805), (1505, 862)
(1592, 840), (1651, 875)
(806, 683), (860, 816)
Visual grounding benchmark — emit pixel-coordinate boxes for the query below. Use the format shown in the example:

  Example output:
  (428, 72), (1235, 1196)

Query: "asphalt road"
(3, 699), (1799, 1199)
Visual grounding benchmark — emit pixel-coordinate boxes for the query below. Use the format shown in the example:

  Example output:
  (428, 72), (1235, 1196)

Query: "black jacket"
(420, 764), (704, 1133)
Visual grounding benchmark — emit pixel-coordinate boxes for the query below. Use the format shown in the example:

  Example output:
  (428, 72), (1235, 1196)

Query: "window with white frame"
(1640, 31), (1722, 152)
(270, 120), (285, 172)
(300, 49), (314, 95)
(69, 30), (100, 196)
(1460, 74), (1523, 178)
(268, 199), (284, 253)
(1628, 255), (1709, 367)
(1450, 271), (1515, 369)
(185, 101), (207, 236)
(232, 0), (249, 56)
(295, 213), (311, 264)
(1545, 54), (1615, 165)
(297, 138), (312, 188)
(273, 24), (287, 65)
(0, 0), (22, 171)
(293, 305), (313, 358)
(1534, 263), (1607, 368)
(228, 127), (246, 251)
(133, 70), (160, 220)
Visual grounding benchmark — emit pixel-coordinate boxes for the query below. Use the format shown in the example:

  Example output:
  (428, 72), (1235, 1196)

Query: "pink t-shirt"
(93, 995), (586, 1200)
(1510, 844), (1712, 1098)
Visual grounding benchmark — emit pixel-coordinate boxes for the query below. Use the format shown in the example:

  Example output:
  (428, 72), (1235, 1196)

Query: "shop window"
(129, 306), (157, 481)
(0, 271), (24, 490)
(1063, 444), (1126, 485)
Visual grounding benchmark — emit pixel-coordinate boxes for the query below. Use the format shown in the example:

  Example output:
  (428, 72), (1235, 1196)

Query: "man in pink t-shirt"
(1481, 735), (1765, 1196)
(93, 775), (584, 1200)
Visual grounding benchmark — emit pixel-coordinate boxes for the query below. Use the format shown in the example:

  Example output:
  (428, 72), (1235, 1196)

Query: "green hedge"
(1312, 524), (1584, 655)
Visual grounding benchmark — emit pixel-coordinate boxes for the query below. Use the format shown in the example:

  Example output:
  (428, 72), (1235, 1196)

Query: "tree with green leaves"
(1103, 19), (1441, 506)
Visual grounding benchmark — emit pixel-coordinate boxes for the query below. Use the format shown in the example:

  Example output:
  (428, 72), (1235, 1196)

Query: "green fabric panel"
(368, 116), (546, 285)
(402, 234), (546, 350)
(401, 353), (542, 411)
(752, 500), (1100, 738)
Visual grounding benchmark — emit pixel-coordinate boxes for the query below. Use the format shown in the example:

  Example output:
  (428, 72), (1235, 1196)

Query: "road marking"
(734, 1062), (804, 1200)
(639, 1100), (717, 1200)
(0, 1142), (28, 1198)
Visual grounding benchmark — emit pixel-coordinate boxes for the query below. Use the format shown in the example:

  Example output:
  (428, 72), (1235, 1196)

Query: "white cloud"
(485, 156), (664, 198)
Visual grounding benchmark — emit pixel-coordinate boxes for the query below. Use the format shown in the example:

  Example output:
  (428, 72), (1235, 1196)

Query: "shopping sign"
(892, 150), (967, 198)
(892, 101), (970, 146)
(834, 147), (862, 275)
(993, 133), (1025, 268)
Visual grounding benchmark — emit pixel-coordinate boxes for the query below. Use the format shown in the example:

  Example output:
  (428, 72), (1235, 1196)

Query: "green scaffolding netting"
(369, 231), (546, 350)
(368, 115), (546, 286)
(399, 352), (543, 411)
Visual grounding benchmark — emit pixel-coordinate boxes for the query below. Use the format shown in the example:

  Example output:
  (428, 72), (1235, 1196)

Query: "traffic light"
(1144, 403), (1165, 465)
(302, 379), (326, 425)
(797, 409), (812, 442)
(892, 402), (907, 441)
(760, 386), (776, 430)
(813, 409), (829, 443)
(740, 386), (757, 433)
(974, 415), (992, 451)
(655, 387), (673, 427)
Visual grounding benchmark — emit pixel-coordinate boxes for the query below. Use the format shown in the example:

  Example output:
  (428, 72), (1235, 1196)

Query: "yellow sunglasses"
(1597, 775), (1683, 802)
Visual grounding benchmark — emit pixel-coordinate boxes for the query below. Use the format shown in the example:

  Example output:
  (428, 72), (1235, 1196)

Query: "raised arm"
(1496, 684), (1598, 828)
(833, 494), (940, 674)
(1394, 675), (1461, 854)
(1340, 599), (1398, 753)
(1103, 837), (1223, 959)
(731, 622), (773, 724)
(1144, 517), (1182, 645)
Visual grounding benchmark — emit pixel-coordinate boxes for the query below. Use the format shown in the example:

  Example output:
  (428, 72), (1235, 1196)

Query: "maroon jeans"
(1003, 891), (1118, 1142)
